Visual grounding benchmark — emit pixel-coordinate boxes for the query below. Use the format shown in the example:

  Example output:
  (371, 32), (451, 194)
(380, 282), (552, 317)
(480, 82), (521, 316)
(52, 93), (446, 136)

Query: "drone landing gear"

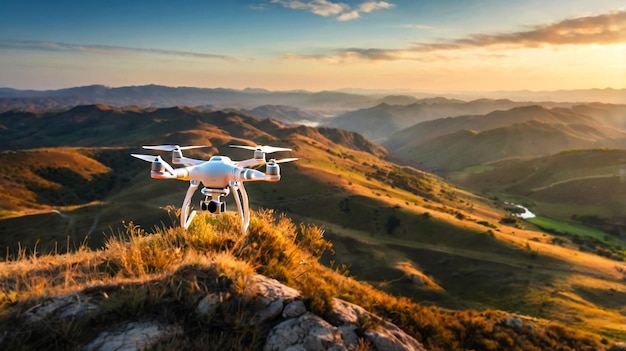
(180, 180), (250, 234)
(228, 181), (250, 234)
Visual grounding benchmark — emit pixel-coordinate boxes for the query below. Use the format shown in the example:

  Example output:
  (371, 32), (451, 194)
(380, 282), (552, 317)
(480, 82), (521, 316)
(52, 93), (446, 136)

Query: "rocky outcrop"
(2, 273), (426, 351)
(83, 321), (181, 351)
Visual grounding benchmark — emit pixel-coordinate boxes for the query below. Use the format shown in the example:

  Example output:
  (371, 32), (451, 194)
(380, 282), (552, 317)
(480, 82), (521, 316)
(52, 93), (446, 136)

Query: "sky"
(0, 0), (625, 92)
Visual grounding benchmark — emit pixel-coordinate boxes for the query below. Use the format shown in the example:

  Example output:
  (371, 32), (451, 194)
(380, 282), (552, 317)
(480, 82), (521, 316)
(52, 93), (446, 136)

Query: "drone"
(131, 144), (296, 233)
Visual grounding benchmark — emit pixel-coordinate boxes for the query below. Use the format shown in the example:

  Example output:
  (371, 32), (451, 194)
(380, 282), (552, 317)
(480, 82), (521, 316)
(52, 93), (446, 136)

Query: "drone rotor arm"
(131, 153), (189, 179)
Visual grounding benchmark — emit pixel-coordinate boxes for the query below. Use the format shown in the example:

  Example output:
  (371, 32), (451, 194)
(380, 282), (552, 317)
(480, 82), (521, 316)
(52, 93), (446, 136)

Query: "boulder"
(83, 321), (181, 351)
(246, 274), (300, 301)
(264, 312), (350, 351)
(23, 292), (100, 323)
(326, 298), (426, 351)
(282, 300), (307, 318)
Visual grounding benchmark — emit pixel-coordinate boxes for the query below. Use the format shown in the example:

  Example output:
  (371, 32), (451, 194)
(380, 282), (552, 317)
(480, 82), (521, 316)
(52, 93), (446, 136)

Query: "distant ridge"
(1, 84), (624, 113)
(324, 99), (562, 142)
(0, 84), (376, 112)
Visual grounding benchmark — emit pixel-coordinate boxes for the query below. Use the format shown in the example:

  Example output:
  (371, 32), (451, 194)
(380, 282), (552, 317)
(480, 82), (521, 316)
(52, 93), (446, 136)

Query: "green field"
(528, 216), (606, 239)
(527, 216), (626, 248)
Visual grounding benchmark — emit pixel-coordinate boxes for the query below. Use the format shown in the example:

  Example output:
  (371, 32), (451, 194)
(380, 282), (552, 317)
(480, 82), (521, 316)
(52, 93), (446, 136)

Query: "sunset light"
(1, 1), (624, 92)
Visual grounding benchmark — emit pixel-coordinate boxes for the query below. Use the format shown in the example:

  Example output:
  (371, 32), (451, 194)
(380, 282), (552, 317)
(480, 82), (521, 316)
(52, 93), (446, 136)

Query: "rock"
(196, 293), (223, 319)
(337, 325), (359, 347)
(246, 274), (300, 301)
(264, 312), (349, 351)
(5, 267), (425, 351)
(83, 321), (181, 351)
(365, 324), (425, 351)
(503, 316), (523, 328)
(24, 292), (99, 323)
(249, 298), (284, 325)
(326, 298), (426, 351)
(282, 300), (307, 318)
(239, 274), (301, 326)
(325, 298), (369, 326)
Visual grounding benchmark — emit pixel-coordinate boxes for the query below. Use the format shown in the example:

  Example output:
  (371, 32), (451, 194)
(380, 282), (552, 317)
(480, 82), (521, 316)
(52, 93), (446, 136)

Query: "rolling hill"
(383, 105), (626, 172)
(1, 104), (626, 345)
(240, 104), (325, 125)
(323, 99), (576, 142)
(451, 148), (626, 221)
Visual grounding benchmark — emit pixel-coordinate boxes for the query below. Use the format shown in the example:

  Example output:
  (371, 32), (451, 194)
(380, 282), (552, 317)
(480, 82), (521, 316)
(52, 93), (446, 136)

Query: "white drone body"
(131, 144), (296, 233)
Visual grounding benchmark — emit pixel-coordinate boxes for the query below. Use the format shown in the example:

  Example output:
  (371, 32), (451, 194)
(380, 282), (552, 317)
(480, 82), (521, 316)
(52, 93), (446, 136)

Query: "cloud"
(285, 10), (626, 62)
(338, 10), (360, 21)
(271, 0), (347, 16)
(271, 0), (394, 21)
(359, 1), (394, 13)
(401, 24), (434, 30)
(0, 40), (239, 62)
(414, 10), (626, 51)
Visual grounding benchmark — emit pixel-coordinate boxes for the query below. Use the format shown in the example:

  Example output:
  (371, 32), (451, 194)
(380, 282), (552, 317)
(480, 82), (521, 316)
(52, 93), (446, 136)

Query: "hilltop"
(0, 211), (612, 350)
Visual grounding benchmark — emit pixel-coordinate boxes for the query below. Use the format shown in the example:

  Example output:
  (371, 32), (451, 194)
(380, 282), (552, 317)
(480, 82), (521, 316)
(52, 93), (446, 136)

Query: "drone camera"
(201, 200), (225, 214)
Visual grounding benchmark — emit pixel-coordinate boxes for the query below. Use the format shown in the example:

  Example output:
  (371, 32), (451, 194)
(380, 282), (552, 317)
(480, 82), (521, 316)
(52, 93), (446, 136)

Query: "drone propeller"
(269, 157), (298, 164)
(143, 145), (207, 152)
(131, 153), (178, 176)
(131, 153), (162, 162)
(230, 144), (291, 154)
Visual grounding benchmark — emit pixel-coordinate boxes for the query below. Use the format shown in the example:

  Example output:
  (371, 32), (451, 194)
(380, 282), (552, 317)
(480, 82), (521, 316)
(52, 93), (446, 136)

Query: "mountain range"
(1, 84), (624, 114)
(383, 104), (626, 172)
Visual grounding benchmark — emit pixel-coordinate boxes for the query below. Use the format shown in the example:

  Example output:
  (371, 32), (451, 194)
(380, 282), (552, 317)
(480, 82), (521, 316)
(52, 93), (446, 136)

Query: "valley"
(1, 88), (626, 345)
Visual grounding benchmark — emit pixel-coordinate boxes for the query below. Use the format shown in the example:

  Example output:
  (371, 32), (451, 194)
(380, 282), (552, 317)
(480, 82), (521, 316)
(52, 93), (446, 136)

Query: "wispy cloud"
(284, 10), (626, 62)
(400, 24), (434, 30)
(271, 0), (347, 16)
(0, 40), (240, 62)
(414, 10), (626, 51)
(271, 0), (394, 21)
(359, 1), (394, 13)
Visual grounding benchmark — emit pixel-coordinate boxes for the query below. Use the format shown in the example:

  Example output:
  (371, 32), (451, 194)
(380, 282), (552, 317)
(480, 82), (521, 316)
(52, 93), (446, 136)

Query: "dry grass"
(0, 210), (615, 350)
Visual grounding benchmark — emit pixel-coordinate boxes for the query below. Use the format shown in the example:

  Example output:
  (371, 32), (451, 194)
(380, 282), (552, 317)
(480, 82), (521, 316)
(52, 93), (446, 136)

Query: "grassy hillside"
(451, 148), (626, 219)
(0, 211), (614, 350)
(325, 99), (565, 142)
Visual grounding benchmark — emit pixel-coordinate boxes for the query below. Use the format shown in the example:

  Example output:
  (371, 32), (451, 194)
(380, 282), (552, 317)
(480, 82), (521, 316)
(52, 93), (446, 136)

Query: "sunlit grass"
(0, 209), (614, 350)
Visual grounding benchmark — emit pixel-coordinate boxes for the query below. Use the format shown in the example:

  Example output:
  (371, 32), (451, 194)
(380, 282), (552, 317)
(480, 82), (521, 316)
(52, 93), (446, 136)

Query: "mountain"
(241, 104), (325, 125)
(1, 104), (626, 345)
(484, 87), (626, 104)
(323, 98), (566, 142)
(0, 84), (379, 113)
(383, 104), (626, 172)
